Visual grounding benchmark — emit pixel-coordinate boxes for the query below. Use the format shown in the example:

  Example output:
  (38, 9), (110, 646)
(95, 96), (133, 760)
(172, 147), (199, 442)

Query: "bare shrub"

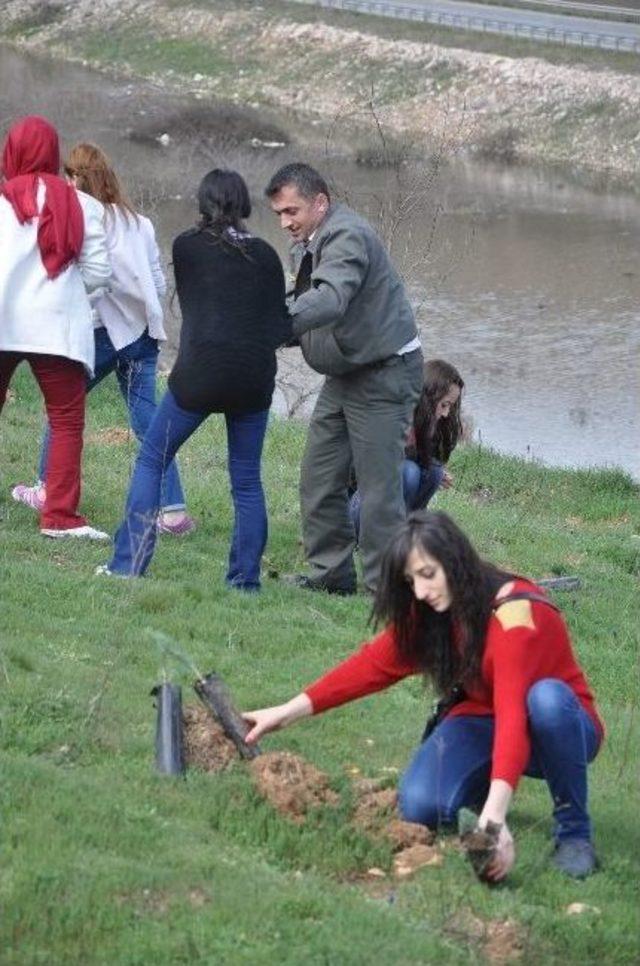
(473, 125), (523, 165)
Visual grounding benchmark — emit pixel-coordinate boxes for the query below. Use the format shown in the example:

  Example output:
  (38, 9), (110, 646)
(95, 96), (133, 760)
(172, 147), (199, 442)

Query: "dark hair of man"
(265, 162), (331, 202)
(197, 169), (251, 248)
(372, 511), (513, 695)
(412, 359), (465, 469)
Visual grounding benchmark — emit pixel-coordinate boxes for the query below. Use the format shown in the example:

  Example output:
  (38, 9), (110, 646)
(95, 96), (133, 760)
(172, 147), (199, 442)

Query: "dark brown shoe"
(281, 573), (357, 597)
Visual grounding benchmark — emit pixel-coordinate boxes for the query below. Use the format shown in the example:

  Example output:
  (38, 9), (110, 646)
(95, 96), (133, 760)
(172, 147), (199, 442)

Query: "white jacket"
(0, 183), (110, 375)
(94, 207), (167, 351)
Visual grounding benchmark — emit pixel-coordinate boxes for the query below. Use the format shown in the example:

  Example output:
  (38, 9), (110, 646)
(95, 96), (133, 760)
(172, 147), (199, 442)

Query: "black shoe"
(281, 573), (357, 596)
(552, 839), (598, 878)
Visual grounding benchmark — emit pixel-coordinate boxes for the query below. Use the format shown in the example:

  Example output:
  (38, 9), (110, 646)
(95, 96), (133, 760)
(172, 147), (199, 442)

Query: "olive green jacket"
(290, 203), (417, 376)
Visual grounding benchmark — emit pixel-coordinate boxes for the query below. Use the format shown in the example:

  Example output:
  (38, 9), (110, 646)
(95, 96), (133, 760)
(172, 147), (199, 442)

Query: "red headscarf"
(0, 115), (84, 279)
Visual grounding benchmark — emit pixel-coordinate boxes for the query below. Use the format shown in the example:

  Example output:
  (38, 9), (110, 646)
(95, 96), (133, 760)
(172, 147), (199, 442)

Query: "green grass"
(79, 25), (247, 80)
(1, 368), (639, 964)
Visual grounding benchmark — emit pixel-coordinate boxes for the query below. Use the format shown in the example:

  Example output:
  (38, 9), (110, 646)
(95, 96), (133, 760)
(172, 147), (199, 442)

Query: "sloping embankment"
(3, 0), (640, 187)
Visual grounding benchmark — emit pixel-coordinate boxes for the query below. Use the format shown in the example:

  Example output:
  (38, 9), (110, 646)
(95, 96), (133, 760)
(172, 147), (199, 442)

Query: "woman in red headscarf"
(0, 116), (111, 539)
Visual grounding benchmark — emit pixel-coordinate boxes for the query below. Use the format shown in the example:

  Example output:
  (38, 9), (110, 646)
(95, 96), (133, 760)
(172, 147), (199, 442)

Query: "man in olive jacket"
(267, 163), (423, 593)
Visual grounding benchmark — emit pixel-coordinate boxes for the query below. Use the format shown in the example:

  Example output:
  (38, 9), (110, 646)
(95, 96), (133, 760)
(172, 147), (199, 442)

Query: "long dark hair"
(197, 168), (251, 247)
(373, 511), (512, 695)
(411, 360), (464, 469)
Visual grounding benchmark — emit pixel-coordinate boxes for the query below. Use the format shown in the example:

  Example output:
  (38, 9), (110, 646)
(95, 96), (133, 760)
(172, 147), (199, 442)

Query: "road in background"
(295, 0), (640, 49)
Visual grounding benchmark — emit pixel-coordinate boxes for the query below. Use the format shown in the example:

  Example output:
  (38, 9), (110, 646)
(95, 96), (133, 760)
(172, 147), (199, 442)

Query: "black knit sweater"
(168, 228), (289, 414)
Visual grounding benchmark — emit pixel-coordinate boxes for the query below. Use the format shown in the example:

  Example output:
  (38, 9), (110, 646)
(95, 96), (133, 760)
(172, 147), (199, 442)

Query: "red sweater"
(305, 580), (603, 790)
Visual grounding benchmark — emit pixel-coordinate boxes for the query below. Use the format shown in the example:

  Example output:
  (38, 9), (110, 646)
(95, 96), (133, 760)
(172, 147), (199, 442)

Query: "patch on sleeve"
(494, 600), (535, 631)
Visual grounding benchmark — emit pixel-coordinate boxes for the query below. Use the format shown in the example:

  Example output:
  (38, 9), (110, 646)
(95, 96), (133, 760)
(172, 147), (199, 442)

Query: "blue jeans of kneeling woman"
(109, 388), (269, 590)
(349, 458), (444, 540)
(398, 679), (601, 843)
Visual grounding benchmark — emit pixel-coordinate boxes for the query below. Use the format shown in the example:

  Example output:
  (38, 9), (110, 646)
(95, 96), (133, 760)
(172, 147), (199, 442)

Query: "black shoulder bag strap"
(421, 590), (561, 741)
(493, 591), (560, 614)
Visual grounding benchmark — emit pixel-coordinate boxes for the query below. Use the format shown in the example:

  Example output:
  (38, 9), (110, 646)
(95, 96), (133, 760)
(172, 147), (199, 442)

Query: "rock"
(566, 902), (601, 916)
(366, 867), (387, 878)
(393, 843), (442, 877)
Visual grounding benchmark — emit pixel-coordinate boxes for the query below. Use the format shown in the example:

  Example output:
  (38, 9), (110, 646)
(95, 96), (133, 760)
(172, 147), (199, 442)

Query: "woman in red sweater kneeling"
(244, 511), (603, 880)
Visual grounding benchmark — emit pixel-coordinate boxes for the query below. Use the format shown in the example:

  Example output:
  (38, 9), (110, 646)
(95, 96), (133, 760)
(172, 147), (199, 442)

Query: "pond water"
(1, 43), (638, 477)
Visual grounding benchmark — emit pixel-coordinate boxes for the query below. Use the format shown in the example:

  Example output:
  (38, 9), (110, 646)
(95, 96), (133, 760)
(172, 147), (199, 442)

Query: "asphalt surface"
(308, 0), (640, 49)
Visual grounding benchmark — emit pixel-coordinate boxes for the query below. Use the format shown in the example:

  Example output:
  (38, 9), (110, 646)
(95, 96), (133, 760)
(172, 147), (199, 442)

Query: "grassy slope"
(1, 368), (638, 964)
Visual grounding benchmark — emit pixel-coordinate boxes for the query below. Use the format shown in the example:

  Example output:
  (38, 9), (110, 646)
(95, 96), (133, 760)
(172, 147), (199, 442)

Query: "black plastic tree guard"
(151, 682), (185, 775)
(194, 671), (261, 760)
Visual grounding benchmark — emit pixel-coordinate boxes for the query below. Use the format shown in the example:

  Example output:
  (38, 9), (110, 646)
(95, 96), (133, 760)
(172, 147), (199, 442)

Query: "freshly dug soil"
(385, 819), (435, 851)
(351, 780), (440, 876)
(448, 910), (525, 963)
(183, 704), (237, 772)
(352, 785), (397, 830)
(250, 751), (339, 823)
(351, 782), (435, 850)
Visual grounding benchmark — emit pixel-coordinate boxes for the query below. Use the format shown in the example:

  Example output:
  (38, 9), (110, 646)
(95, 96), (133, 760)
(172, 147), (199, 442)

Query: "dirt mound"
(385, 819), (434, 851)
(351, 780), (439, 875)
(352, 786), (397, 831)
(352, 782), (435, 850)
(183, 704), (237, 773)
(250, 751), (339, 823)
(448, 910), (525, 963)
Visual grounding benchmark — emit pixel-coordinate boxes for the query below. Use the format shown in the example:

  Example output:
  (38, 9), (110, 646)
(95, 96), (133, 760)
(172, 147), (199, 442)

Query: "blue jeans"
(398, 679), (601, 843)
(109, 389), (269, 590)
(39, 328), (186, 511)
(349, 459), (444, 540)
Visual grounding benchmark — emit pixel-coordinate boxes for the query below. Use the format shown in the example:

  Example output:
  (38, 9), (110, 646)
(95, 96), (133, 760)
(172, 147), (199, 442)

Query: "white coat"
(0, 183), (110, 375)
(94, 207), (167, 351)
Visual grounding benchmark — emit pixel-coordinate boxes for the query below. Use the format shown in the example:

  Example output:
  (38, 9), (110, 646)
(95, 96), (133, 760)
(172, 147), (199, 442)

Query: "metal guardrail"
(312, 0), (640, 50)
(490, 0), (640, 20)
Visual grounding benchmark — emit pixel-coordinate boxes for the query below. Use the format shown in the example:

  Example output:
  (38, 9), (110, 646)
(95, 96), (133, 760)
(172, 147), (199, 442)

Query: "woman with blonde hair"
(11, 142), (194, 534)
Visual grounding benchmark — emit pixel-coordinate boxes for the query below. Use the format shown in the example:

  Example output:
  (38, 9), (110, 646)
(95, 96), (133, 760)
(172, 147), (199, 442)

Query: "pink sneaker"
(157, 513), (196, 536)
(11, 483), (45, 512)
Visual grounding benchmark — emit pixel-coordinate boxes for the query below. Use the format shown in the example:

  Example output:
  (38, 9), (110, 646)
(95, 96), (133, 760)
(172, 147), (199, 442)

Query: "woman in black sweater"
(105, 170), (289, 589)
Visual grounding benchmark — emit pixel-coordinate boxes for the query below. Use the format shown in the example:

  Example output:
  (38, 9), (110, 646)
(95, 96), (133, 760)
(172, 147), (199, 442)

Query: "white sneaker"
(41, 525), (110, 541)
(95, 563), (131, 579)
